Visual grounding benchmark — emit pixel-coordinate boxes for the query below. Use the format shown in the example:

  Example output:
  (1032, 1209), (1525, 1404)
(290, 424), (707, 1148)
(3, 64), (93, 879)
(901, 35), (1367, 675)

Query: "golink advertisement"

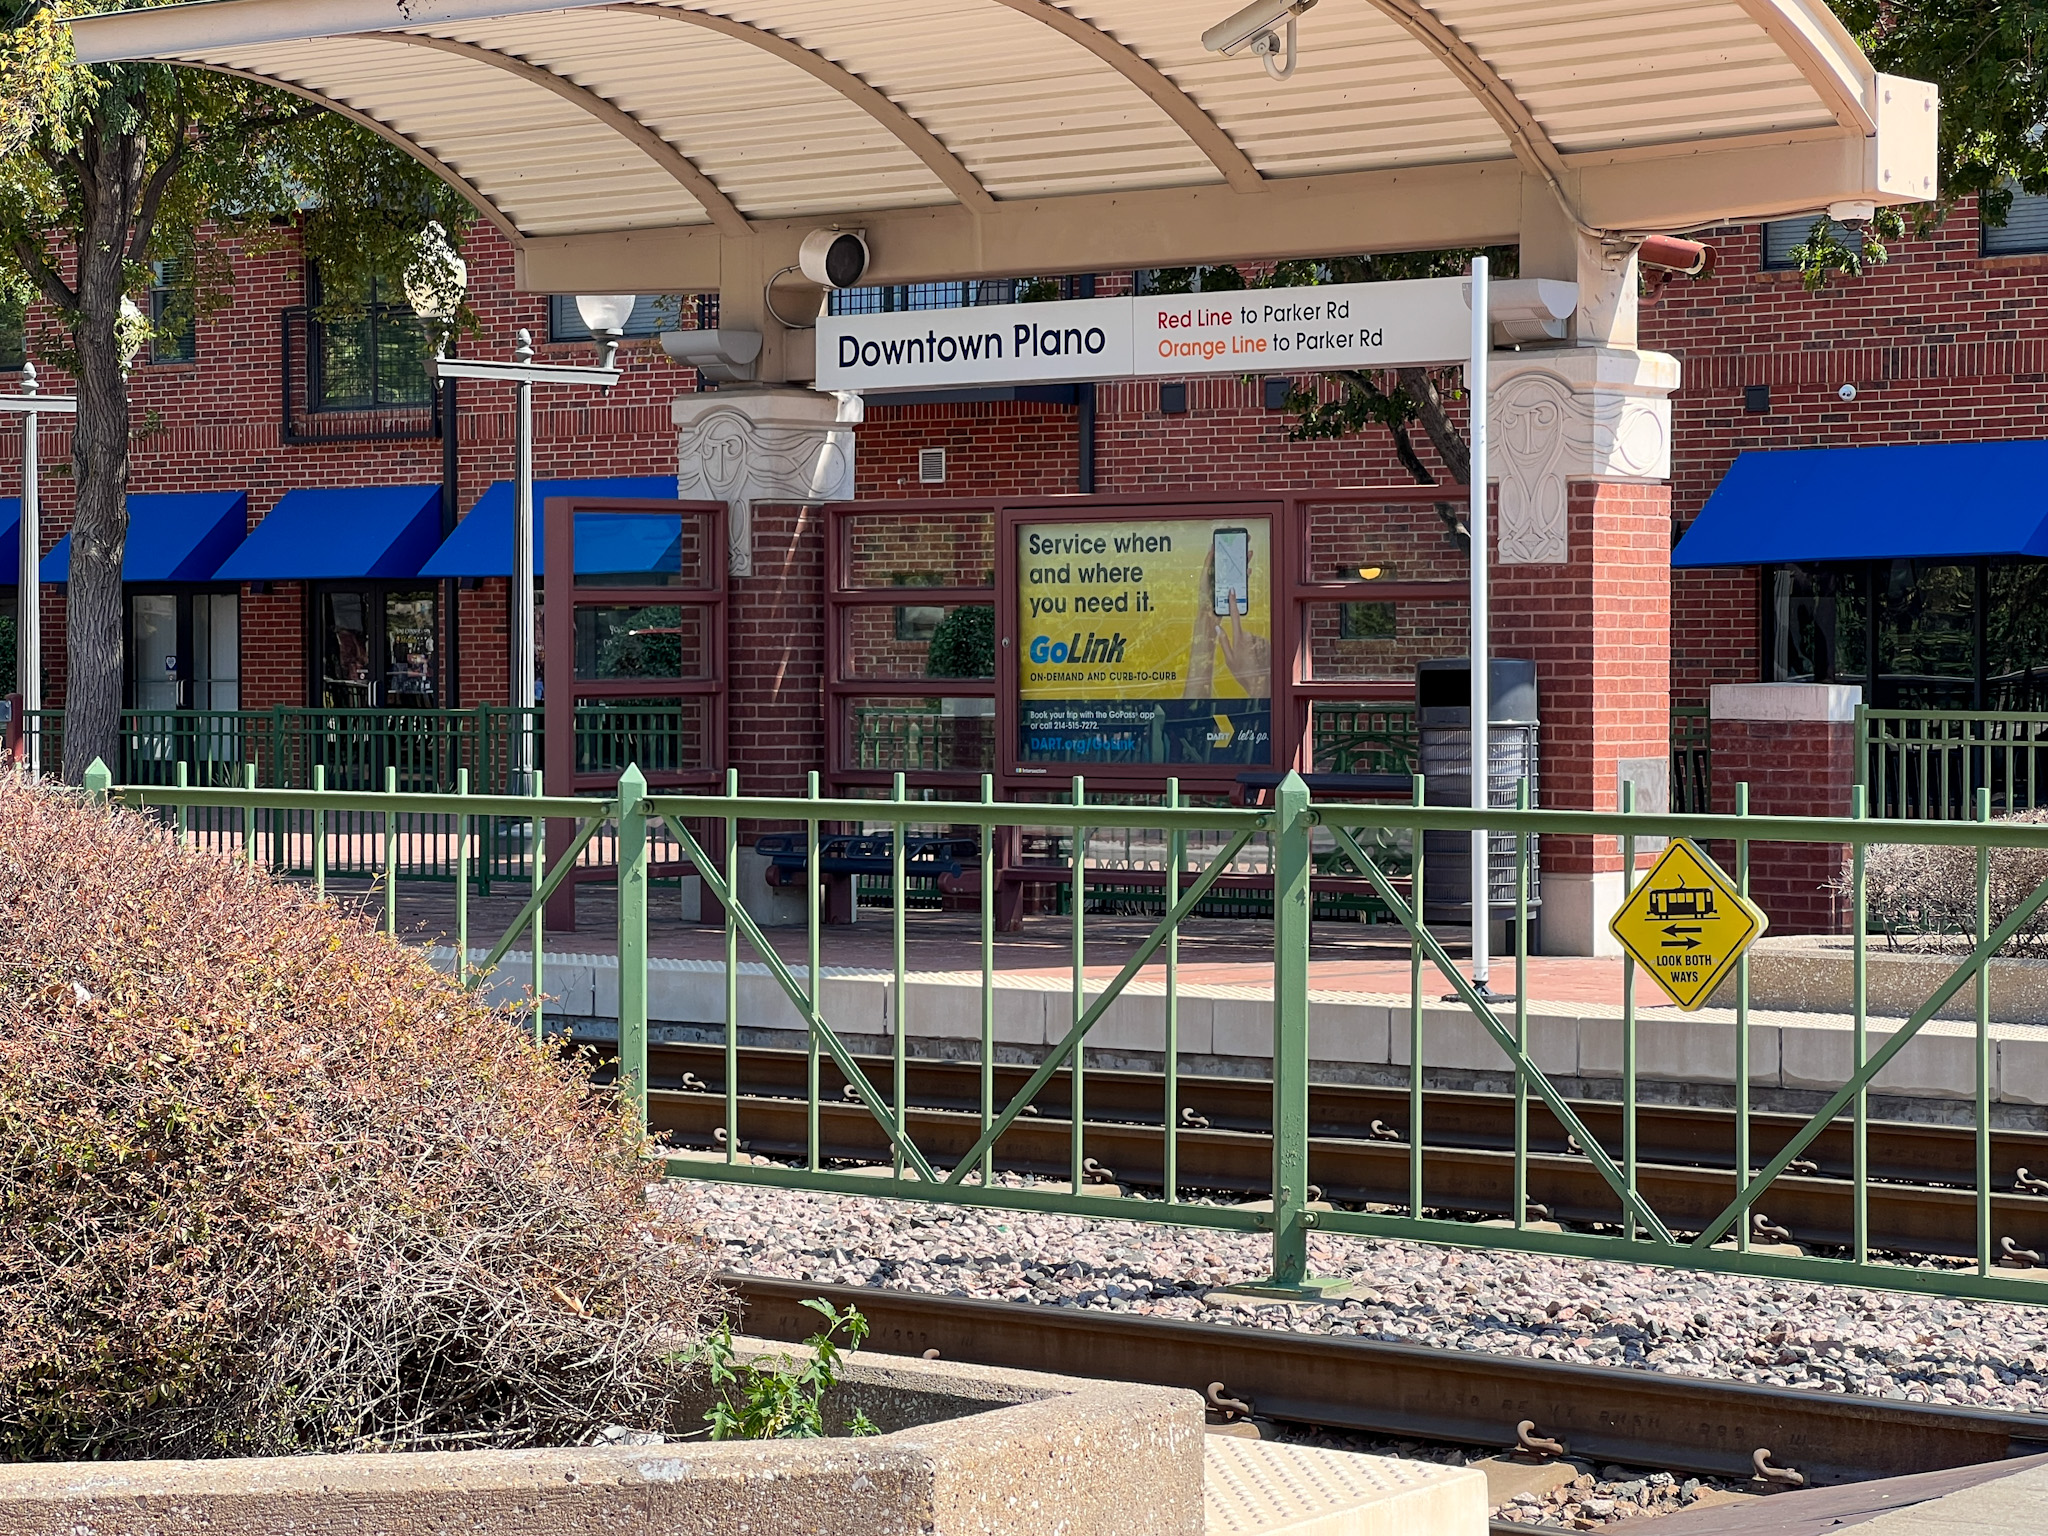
(1017, 516), (1273, 765)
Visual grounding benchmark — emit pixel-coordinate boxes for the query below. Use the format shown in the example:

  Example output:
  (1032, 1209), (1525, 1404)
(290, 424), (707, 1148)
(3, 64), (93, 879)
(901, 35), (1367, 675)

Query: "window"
(827, 277), (1070, 316)
(0, 306), (23, 372)
(1339, 602), (1395, 640)
(128, 592), (238, 712)
(316, 585), (440, 708)
(1983, 186), (2048, 256)
(547, 294), (686, 342)
(1760, 216), (1867, 270)
(149, 259), (196, 364)
(307, 272), (431, 412)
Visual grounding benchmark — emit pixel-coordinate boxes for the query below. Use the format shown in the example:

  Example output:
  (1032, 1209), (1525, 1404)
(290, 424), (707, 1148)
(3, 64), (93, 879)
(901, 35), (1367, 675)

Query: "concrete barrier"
(0, 1348), (1207, 1536)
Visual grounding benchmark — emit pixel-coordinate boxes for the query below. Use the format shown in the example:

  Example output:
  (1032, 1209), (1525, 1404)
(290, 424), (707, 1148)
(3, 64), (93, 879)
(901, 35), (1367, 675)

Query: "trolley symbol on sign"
(1608, 839), (1767, 1010)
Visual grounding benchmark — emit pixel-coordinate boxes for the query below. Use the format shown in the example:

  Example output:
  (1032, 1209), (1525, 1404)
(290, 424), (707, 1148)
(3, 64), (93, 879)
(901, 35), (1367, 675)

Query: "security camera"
(660, 328), (763, 383)
(798, 228), (870, 290)
(1838, 383), (1858, 402)
(1202, 0), (1315, 78)
(1202, 0), (1315, 54)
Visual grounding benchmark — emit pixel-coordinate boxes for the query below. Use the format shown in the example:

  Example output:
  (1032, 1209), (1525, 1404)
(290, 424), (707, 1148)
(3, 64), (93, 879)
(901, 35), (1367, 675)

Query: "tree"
(0, 1), (473, 781)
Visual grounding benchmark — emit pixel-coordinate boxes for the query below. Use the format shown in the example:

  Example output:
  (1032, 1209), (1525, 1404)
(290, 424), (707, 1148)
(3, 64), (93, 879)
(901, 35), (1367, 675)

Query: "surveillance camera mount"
(1251, 17), (1298, 79)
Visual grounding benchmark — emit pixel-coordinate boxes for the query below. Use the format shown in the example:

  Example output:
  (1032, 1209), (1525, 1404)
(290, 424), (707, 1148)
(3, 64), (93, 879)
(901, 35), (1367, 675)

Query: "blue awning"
(42, 491), (247, 583)
(0, 500), (17, 586)
(212, 484), (444, 582)
(1675, 442), (2048, 567)
(419, 476), (680, 578)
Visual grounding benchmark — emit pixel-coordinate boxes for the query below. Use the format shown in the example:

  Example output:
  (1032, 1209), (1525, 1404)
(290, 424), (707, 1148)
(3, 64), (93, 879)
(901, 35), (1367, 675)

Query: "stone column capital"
(1490, 346), (1681, 565)
(672, 386), (859, 576)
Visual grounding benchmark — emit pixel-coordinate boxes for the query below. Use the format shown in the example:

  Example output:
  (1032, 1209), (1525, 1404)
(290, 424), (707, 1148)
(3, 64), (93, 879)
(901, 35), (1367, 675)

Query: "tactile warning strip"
(1203, 1436), (1485, 1535)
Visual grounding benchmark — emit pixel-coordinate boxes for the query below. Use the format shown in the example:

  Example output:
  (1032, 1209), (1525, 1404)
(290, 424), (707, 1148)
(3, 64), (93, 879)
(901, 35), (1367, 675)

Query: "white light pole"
(1, 362), (77, 778)
(425, 320), (622, 790)
(1467, 255), (1494, 998)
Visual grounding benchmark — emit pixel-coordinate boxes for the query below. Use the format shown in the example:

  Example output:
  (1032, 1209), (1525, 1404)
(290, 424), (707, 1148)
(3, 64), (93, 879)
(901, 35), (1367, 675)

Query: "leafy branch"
(692, 1299), (880, 1441)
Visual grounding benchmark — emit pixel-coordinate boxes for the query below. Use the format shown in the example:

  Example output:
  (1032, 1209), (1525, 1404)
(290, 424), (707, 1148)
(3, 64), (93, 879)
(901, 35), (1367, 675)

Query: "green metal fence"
(1860, 705), (2048, 820)
(33, 704), (698, 884)
(1671, 705), (1711, 814)
(103, 757), (2048, 1308)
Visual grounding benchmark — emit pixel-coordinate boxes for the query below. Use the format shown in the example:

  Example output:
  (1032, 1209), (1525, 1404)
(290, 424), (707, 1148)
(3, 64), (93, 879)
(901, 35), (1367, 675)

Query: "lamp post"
(1, 362), (77, 778)
(423, 318), (623, 790)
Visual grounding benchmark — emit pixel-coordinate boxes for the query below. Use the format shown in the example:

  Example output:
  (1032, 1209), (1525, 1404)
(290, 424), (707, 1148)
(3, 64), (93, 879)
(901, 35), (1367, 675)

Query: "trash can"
(1418, 658), (1540, 927)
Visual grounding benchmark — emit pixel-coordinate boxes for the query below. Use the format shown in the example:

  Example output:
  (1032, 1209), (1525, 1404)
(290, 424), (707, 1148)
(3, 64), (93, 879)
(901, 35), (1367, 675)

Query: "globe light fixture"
(575, 293), (636, 369)
(404, 220), (470, 355)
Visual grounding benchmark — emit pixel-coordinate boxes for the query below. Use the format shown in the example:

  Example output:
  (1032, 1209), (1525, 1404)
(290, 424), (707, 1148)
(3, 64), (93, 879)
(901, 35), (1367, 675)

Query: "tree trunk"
(61, 119), (142, 784)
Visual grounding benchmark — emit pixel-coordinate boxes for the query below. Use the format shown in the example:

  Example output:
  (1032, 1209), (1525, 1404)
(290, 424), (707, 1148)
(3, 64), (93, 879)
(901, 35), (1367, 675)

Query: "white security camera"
(1202, 0), (1315, 78)
(1839, 384), (1858, 402)
(660, 328), (763, 383)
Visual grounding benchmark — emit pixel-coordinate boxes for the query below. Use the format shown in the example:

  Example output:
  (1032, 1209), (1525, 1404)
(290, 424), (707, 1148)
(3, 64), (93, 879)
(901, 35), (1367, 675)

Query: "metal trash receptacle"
(1418, 658), (1540, 925)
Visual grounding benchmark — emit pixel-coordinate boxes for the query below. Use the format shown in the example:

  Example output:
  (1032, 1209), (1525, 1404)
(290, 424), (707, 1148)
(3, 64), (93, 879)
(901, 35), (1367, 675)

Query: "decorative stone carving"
(1490, 347), (1680, 565)
(673, 387), (860, 575)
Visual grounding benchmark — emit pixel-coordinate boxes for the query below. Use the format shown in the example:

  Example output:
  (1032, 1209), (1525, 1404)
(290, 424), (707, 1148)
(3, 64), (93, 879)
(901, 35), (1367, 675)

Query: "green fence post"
(1231, 769), (1349, 1300)
(616, 763), (650, 1134)
(82, 757), (111, 807)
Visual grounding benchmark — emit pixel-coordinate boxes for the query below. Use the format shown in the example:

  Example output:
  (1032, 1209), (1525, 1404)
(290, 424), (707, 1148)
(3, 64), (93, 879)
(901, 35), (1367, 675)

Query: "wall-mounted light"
(575, 294), (637, 371)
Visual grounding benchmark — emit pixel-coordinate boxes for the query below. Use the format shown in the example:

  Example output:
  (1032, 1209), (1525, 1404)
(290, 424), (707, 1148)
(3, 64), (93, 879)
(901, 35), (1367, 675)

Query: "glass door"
(130, 595), (180, 712)
(383, 590), (439, 709)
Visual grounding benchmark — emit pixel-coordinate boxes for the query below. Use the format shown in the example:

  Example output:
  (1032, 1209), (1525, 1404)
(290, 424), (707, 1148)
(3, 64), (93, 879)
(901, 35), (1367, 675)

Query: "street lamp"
(422, 324), (621, 790)
(1, 362), (77, 778)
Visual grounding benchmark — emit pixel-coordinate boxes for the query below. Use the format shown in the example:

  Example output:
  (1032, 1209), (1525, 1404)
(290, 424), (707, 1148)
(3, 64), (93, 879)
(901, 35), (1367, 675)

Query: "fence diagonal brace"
(1329, 824), (1678, 1246)
(1691, 867), (2048, 1249)
(471, 812), (610, 979)
(664, 814), (941, 1185)
(943, 827), (1257, 1187)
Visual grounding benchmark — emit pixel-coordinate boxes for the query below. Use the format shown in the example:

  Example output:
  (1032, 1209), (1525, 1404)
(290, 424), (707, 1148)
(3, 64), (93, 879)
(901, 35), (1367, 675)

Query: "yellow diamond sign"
(1608, 839), (1768, 1010)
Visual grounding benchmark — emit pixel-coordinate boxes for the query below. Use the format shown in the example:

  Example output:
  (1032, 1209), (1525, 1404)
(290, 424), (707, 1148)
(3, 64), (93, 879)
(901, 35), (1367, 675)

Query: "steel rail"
(638, 1041), (2048, 1189)
(651, 1084), (2048, 1261)
(726, 1276), (2048, 1486)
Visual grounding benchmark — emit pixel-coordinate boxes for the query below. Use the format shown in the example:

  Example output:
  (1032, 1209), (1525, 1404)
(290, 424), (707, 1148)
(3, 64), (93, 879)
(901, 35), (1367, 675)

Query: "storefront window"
(128, 592), (238, 713)
(318, 586), (437, 708)
(1987, 561), (2048, 711)
(1875, 560), (1976, 709)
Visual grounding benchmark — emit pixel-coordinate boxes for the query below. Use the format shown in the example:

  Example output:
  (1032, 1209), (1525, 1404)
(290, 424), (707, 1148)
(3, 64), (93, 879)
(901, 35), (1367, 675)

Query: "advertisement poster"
(1018, 516), (1273, 766)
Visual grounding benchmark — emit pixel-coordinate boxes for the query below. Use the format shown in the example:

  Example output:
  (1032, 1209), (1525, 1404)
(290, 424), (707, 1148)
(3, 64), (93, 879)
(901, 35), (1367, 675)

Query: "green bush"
(926, 605), (994, 679)
(0, 773), (722, 1460)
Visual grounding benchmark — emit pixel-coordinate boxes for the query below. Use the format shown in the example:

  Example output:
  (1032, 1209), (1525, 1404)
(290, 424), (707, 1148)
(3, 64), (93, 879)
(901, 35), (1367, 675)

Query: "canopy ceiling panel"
(1057, 0), (1512, 176)
(70, 0), (1939, 288)
(1438, 0), (1855, 153)
(416, 9), (957, 218)
(214, 35), (708, 232)
(706, 0), (1223, 199)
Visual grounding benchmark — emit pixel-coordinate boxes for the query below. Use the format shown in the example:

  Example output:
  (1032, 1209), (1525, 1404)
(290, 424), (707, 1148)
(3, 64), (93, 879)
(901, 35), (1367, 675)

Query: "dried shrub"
(1848, 809), (2048, 955)
(0, 773), (721, 1461)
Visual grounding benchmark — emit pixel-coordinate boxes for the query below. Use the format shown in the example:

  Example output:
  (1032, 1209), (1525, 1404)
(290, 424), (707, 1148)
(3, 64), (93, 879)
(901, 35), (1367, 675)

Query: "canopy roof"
(42, 492), (249, 584)
(72, 1), (1937, 297)
(1674, 443), (2048, 568)
(213, 484), (447, 582)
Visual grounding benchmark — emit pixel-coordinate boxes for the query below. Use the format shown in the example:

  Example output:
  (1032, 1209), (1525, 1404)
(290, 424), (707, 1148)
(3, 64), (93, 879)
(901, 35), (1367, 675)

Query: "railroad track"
(728, 1274), (2048, 1486)
(638, 1042), (2048, 1261)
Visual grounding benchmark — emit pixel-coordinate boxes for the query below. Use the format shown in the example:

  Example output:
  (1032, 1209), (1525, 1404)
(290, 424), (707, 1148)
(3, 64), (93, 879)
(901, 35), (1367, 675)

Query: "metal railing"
(39, 704), (694, 884)
(1861, 705), (2048, 820)
(99, 760), (2048, 1307)
(1672, 705), (1711, 814)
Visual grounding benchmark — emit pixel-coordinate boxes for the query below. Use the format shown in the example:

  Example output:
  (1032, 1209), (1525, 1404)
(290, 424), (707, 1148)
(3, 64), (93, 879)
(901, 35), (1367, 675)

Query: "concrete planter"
(1712, 935), (2048, 1024)
(0, 1348), (1205, 1536)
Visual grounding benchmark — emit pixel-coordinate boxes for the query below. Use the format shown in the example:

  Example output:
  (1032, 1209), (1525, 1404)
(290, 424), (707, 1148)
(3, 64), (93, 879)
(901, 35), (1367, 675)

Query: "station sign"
(816, 276), (1472, 394)
(1608, 840), (1768, 1010)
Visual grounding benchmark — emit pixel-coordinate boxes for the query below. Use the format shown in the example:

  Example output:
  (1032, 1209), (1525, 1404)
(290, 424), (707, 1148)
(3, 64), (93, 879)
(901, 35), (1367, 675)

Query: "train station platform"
(341, 883), (2048, 1126)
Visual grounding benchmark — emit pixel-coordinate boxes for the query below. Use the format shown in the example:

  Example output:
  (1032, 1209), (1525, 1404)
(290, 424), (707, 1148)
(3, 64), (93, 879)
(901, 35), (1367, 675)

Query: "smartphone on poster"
(1211, 527), (1250, 617)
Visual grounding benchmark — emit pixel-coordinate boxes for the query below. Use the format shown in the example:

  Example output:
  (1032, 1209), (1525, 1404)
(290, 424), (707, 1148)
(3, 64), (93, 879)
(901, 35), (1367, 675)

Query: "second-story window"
(1983, 185), (2048, 256)
(149, 259), (197, 364)
(0, 302), (23, 373)
(547, 294), (685, 341)
(307, 270), (431, 412)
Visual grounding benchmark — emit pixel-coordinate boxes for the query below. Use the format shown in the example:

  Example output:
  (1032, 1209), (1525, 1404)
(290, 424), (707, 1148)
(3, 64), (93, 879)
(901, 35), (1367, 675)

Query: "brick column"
(1488, 346), (1681, 955)
(1709, 682), (1859, 935)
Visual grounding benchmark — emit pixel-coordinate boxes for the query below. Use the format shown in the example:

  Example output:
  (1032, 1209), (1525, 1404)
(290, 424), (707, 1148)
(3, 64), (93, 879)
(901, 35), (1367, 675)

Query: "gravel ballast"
(665, 1179), (2048, 1414)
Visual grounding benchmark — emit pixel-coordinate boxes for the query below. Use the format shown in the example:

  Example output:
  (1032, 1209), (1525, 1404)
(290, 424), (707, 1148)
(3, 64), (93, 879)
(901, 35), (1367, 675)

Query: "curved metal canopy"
(73, 0), (1936, 297)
